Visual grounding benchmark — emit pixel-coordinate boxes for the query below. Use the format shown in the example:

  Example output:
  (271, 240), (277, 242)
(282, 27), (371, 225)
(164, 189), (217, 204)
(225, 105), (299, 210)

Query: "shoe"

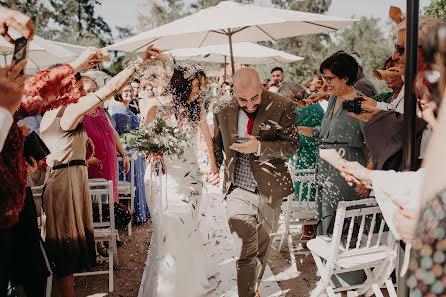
(97, 246), (109, 257)
(95, 254), (108, 266)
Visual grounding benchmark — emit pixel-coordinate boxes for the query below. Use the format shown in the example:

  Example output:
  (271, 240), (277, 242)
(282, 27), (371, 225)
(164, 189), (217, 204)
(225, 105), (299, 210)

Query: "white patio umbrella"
(106, 1), (356, 74)
(0, 35), (79, 74)
(164, 42), (303, 65)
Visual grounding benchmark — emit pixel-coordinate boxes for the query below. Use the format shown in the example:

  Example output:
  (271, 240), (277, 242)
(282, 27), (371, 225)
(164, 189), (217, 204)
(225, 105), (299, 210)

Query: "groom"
(210, 67), (299, 297)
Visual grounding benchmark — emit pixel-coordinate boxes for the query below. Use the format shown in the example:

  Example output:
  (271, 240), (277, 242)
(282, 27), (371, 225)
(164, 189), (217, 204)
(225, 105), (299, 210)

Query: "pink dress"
(83, 107), (119, 202)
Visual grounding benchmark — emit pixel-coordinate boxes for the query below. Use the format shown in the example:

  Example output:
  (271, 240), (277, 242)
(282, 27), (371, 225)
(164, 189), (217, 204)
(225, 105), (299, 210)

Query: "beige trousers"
(225, 187), (281, 297)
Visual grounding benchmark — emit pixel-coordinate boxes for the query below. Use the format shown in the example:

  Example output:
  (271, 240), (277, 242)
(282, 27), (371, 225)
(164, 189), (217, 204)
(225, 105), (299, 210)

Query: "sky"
(97, 0), (434, 40)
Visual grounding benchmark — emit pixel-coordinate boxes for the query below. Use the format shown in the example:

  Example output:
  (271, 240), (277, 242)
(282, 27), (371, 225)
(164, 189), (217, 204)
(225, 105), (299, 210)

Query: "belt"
(229, 184), (259, 195)
(52, 159), (86, 170)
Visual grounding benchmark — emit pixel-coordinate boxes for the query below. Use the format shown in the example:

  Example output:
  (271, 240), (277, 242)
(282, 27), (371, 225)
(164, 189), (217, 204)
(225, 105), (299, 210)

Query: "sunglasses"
(395, 44), (422, 56)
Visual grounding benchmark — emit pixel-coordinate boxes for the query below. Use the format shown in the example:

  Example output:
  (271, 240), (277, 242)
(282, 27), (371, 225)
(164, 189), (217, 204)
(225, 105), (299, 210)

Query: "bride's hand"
(206, 165), (220, 186)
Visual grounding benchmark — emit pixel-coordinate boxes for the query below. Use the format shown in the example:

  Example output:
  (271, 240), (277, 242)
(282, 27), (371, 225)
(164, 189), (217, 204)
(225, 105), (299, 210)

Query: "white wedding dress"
(139, 124), (216, 297)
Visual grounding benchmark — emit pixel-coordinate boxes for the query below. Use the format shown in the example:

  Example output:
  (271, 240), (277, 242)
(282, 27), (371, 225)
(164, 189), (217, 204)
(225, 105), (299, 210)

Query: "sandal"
(97, 246), (109, 257)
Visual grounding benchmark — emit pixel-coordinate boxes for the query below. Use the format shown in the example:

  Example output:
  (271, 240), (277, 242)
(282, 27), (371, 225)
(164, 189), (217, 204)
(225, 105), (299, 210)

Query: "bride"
(139, 65), (220, 297)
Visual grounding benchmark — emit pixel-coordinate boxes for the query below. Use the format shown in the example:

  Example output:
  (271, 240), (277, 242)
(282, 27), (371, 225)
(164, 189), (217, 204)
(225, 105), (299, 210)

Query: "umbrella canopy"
(164, 42), (303, 65)
(106, 1), (356, 73)
(0, 35), (79, 74)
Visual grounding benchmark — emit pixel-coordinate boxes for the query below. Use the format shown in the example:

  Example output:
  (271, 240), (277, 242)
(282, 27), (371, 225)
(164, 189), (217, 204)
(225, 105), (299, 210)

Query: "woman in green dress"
(278, 81), (324, 201)
(299, 51), (372, 288)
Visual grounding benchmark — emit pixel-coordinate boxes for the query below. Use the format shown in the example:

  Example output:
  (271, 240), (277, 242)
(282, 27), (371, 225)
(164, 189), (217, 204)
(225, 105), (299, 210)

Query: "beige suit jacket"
(213, 90), (299, 209)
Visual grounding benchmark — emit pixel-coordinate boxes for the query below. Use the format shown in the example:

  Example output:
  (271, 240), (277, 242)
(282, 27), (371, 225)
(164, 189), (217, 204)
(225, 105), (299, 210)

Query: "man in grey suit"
(209, 67), (299, 297)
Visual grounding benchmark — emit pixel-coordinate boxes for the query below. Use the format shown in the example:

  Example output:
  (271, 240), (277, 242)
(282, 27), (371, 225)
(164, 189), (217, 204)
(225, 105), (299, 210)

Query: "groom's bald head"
(233, 67), (262, 115)
(233, 67), (260, 91)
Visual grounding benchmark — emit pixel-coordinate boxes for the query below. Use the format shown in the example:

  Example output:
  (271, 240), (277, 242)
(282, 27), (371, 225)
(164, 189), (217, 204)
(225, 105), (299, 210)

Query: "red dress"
(0, 64), (80, 228)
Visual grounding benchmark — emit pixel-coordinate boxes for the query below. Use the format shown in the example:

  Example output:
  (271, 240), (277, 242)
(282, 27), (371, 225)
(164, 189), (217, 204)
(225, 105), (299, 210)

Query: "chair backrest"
(117, 155), (135, 192)
(287, 163), (318, 208)
(329, 198), (396, 262)
(88, 180), (115, 230)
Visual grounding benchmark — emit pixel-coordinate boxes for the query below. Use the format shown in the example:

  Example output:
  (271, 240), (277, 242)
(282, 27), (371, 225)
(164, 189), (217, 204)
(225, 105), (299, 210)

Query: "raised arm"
(60, 45), (163, 131)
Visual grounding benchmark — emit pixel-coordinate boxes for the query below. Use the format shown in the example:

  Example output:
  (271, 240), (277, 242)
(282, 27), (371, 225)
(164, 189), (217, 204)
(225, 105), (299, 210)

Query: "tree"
(47, 0), (112, 46)
(423, 0), (446, 20)
(327, 16), (394, 93)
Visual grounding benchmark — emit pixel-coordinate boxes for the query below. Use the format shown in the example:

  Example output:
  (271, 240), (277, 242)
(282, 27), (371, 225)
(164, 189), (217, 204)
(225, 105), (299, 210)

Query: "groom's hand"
(229, 134), (259, 154)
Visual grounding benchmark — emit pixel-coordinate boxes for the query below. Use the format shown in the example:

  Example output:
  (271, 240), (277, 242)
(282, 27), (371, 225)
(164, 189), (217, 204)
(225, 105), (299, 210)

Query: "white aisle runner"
(138, 160), (283, 297)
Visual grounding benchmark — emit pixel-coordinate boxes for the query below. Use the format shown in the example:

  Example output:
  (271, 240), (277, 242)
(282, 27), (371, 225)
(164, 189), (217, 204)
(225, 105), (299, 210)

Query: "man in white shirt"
(0, 7), (34, 152)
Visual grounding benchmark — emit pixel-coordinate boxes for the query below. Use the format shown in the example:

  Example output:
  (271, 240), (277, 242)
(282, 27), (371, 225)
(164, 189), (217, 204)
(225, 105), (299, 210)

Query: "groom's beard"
(242, 105), (259, 117)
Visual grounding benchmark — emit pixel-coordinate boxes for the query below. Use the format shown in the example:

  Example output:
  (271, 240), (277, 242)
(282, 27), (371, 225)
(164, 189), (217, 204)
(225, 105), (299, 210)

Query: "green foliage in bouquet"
(121, 118), (190, 159)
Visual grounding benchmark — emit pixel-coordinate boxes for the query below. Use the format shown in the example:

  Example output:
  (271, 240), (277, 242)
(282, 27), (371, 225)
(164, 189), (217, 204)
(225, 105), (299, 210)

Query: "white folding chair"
(278, 166), (318, 272)
(117, 155), (135, 235)
(307, 198), (398, 297)
(74, 180), (115, 292)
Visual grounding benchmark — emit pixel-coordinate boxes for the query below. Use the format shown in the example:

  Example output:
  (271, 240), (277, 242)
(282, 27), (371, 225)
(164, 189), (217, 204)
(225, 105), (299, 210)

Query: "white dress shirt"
(375, 87), (429, 159)
(376, 88), (405, 113)
(0, 107), (13, 152)
(237, 109), (261, 155)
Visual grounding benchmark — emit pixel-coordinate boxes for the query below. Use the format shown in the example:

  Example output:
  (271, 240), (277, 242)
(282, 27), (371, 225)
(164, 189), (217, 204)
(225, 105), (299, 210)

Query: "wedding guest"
(301, 50), (372, 287)
(349, 16), (441, 171)
(279, 81), (324, 241)
(351, 52), (378, 97)
(131, 78), (140, 97)
(271, 66), (285, 87)
(305, 74), (330, 104)
(261, 78), (270, 90)
(82, 75), (130, 202)
(112, 83), (151, 224)
(372, 57), (404, 107)
(39, 45), (161, 297)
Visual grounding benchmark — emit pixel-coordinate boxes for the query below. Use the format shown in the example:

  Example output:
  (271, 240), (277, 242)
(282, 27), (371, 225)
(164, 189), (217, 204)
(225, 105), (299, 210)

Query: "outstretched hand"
(70, 47), (111, 73)
(348, 102), (381, 122)
(137, 44), (167, 66)
(0, 7), (34, 43)
(229, 134), (259, 154)
(0, 59), (28, 115)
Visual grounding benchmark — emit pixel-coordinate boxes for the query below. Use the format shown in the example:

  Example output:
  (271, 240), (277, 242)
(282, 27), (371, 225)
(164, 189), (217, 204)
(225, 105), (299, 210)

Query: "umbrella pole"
(228, 30), (235, 77)
(399, 0), (419, 295)
(224, 56), (227, 81)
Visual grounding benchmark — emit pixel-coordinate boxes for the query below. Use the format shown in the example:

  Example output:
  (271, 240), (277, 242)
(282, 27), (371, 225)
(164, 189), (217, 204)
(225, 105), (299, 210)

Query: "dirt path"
(74, 220), (153, 297)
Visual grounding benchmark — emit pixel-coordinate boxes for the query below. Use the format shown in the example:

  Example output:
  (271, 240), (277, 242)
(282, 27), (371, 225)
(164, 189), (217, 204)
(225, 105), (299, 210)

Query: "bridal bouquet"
(121, 118), (190, 159)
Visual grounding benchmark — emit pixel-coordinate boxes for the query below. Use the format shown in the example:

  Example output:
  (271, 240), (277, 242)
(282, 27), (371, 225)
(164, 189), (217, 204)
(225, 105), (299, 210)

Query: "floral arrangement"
(121, 117), (190, 159)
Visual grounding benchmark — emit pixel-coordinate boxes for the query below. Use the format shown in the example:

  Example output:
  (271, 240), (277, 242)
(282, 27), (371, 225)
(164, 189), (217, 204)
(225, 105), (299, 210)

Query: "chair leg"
(128, 221), (132, 236)
(288, 233), (298, 274)
(111, 233), (119, 267)
(278, 221), (289, 252)
(372, 283), (384, 297)
(45, 274), (52, 297)
(385, 279), (397, 297)
(326, 286), (336, 297)
(109, 245), (114, 292)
